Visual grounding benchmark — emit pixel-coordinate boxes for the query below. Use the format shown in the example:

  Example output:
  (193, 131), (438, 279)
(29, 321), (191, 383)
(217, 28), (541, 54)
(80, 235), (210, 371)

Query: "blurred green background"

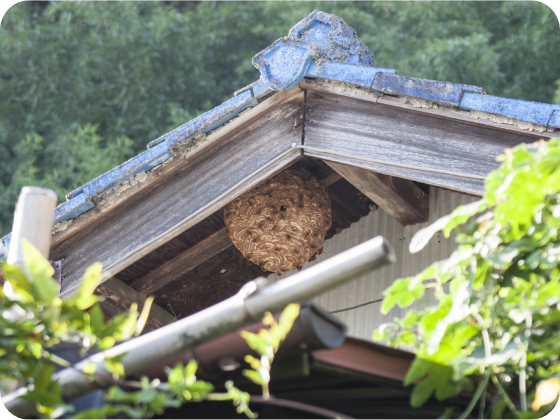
(1, 1), (559, 236)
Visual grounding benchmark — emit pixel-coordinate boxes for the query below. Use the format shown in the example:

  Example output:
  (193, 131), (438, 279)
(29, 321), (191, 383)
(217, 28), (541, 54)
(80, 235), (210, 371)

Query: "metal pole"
(7, 186), (57, 264)
(3, 236), (395, 417)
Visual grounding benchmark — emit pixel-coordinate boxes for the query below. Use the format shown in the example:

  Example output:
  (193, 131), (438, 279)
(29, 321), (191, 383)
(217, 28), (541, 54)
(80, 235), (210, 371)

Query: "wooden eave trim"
(299, 78), (558, 140)
(50, 88), (303, 249)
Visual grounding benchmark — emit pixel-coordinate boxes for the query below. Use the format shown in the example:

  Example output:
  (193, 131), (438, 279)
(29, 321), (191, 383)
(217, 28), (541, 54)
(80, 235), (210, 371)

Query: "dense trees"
(1, 1), (559, 236)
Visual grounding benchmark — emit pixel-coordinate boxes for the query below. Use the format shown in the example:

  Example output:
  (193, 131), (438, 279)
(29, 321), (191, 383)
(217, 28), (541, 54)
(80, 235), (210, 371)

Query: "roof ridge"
(1, 11), (558, 259)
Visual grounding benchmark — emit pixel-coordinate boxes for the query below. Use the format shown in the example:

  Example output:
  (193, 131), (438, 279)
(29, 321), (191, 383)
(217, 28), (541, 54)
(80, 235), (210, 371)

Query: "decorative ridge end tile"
(253, 10), (374, 92)
(289, 10), (374, 66)
(253, 38), (313, 92)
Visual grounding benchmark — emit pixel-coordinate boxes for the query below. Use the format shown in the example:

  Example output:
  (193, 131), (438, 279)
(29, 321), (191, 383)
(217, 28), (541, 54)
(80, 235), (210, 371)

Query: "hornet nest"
(224, 167), (332, 273)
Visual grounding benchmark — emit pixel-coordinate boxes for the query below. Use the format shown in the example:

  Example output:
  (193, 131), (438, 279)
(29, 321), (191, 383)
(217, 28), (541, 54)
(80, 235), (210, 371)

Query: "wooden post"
(7, 186), (57, 264)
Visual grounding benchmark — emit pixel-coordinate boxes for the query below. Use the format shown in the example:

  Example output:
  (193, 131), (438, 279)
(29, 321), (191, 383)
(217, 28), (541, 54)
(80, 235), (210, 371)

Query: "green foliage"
(1, 242), (300, 418)
(374, 139), (560, 418)
(1, 1), (559, 235)
(241, 304), (300, 400)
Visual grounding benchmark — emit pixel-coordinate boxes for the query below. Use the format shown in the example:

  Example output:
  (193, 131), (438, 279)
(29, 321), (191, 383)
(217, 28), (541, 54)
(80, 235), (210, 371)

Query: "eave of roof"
(1, 9), (559, 258)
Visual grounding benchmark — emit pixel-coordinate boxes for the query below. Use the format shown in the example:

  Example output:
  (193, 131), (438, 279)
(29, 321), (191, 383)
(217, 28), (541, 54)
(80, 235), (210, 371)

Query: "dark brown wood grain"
(54, 91), (305, 293)
(303, 91), (542, 196)
(115, 210), (226, 286)
(327, 162), (429, 226)
(297, 158), (378, 240)
(130, 228), (232, 295)
(95, 277), (173, 331)
(154, 246), (266, 319)
(126, 158), (375, 304)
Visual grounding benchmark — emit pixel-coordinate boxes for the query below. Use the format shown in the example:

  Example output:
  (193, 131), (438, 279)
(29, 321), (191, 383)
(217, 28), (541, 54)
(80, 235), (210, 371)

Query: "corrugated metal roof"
(1, 9), (557, 258)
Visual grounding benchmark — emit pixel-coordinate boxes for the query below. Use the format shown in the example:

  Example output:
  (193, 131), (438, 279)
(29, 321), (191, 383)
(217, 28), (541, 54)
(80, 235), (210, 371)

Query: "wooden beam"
(300, 77), (557, 140)
(303, 90), (544, 196)
(95, 277), (174, 332)
(327, 162), (428, 226)
(318, 171), (342, 187)
(53, 90), (305, 294)
(129, 228), (232, 295)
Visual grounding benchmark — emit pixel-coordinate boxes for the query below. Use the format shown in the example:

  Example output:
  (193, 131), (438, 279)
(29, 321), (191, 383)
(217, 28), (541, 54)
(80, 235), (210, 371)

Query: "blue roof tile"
(459, 93), (560, 127)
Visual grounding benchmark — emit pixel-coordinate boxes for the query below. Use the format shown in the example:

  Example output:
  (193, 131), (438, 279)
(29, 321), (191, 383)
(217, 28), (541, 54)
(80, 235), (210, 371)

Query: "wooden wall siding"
(53, 92), (305, 294)
(303, 91), (542, 196)
(268, 186), (477, 340)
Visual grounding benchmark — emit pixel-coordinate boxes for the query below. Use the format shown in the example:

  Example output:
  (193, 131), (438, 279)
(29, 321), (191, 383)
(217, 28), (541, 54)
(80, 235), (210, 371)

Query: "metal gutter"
(135, 302), (346, 380)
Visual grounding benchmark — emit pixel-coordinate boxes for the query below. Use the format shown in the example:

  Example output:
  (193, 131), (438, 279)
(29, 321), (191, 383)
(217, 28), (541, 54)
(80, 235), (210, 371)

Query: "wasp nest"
(224, 167), (332, 273)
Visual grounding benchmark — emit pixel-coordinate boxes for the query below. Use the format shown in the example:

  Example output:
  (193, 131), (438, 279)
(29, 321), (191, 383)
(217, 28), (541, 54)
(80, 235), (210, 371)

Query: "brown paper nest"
(224, 167), (332, 273)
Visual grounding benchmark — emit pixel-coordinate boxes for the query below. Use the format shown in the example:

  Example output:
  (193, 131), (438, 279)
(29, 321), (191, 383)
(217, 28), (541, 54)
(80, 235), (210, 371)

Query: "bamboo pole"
(7, 186), (57, 264)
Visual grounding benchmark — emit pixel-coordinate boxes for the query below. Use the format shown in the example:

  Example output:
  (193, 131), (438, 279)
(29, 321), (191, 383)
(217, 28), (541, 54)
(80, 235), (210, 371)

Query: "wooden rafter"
(327, 162), (428, 226)
(129, 229), (232, 296)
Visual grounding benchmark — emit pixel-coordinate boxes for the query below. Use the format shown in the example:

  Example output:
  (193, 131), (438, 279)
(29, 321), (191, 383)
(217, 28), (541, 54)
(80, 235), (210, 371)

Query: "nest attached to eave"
(224, 167), (332, 273)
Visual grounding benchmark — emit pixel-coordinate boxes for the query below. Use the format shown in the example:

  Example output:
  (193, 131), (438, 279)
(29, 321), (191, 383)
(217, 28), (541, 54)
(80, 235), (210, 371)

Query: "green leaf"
(487, 247), (519, 266)
(104, 354), (127, 379)
(405, 358), (460, 407)
(409, 200), (487, 253)
(89, 303), (105, 336)
(242, 369), (265, 386)
(2, 261), (33, 302)
(437, 407), (455, 419)
(98, 336), (115, 350)
(381, 277), (425, 314)
(34, 361), (55, 392)
(21, 239), (58, 302)
(22, 390), (64, 407)
(184, 359), (198, 378)
(82, 363), (97, 375)
(490, 400), (507, 419)
(167, 362), (185, 384)
(240, 331), (268, 356)
(74, 262), (103, 310)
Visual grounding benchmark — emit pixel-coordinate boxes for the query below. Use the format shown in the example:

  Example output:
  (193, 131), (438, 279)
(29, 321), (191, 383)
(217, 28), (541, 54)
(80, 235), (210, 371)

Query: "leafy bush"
(375, 138), (560, 418)
(1, 239), (299, 418)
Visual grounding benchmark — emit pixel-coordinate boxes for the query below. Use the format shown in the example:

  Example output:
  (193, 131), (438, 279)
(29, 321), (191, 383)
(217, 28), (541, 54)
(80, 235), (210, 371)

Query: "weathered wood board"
(130, 228), (231, 295)
(54, 91), (305, 294)
(327, 162), (429, 226)
(303, 91), (544, 196)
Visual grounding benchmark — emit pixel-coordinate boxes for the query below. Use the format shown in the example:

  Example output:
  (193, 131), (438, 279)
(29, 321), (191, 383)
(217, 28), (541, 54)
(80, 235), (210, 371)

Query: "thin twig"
(491, 375), (519, 419)
(471, 311), (491, 364)
(478, 380), (488, 419)
(249, 395), (353, 419)
(459, 370), (491, 419)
